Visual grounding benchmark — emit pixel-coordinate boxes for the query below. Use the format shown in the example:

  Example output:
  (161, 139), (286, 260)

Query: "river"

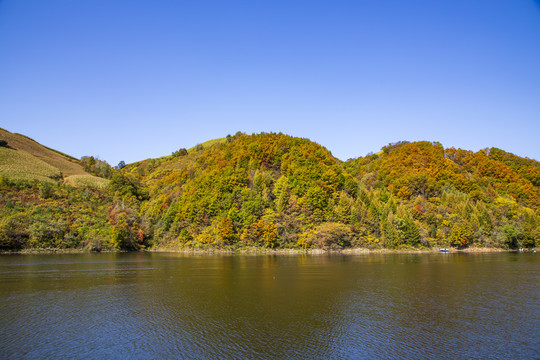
(0, 252), (538, 359)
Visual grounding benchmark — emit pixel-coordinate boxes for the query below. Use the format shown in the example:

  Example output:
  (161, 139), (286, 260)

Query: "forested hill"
(346, 141), (539, 210)
(344, 141), (539, 249)
(114, 134), (539, 250)
(1, 131), (538, 252)
(119, 132), (356, 249)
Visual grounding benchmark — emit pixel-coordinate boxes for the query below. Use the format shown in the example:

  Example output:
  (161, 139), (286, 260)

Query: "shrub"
(38, 182), (54, 199)
(172, 148), (188, 157)
(28, 219), (67, 248)
(310, 223), (353, 249)
(0, 216), (29, 250)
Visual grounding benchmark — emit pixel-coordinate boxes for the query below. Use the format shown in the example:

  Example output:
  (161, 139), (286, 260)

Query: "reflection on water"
(0, 253), (538, 359)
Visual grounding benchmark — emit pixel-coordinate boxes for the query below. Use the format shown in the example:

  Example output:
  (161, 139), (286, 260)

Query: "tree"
(501, 224), (522, 249)
(274, 176), (290, 213)
(172, 148), (188, 157)
(111, 212), (141, 250)
(305, 185), (327, 211)
(521, 228), (537, 249)
(262, 222), (278, 248)
(81, 156), (113, 178)
(117, 160), (126, 169)
(108, 172), (148, 201)
(217, 217), (235, 244)
(381, 217), (399, 248)
(449, 223), (473, 249)
(397, 186), (412, 200)
(403, 217), (421, 246)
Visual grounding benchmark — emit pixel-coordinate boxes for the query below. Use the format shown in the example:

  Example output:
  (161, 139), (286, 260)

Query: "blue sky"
(1, 0), (539, 165)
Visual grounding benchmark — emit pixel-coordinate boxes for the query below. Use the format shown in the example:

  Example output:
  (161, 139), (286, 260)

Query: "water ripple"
(0, 253), (538, 359)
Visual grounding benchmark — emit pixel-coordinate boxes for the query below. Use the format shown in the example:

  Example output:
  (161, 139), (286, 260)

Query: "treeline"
(0, 133), (538, 252)
(80, 156), (114, 179)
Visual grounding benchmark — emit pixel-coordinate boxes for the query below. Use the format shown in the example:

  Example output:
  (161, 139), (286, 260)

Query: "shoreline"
(1, 246), (526, 256)
(146, 246), (512, 255)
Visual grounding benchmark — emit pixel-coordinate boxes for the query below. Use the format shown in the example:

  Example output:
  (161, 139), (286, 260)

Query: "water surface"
(1, 252), (538, 359)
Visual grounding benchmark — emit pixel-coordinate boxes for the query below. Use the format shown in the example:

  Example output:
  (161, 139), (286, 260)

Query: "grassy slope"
(63, 175), (109, 188)
(0, 147), (61, 183)
(0, 128), (107, 187)
(0, 128), (86, 177)
(187, 137), (228, 153)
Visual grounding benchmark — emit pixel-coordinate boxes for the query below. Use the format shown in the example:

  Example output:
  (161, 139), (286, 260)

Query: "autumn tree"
(449, 223), (473, 249)
(217, 217), (235, 244)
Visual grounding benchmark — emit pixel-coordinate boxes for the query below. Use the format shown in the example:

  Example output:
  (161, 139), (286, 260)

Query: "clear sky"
(1, 0), (539, 165)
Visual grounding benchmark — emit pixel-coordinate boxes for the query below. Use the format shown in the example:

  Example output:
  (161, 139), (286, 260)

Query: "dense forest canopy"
(1, 130), (538, 251)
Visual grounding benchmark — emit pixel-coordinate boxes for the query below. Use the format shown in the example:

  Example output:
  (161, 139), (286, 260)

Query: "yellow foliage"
(195, 234), (213, 244)
(397, 186), (412, 199)
(297, 230), (316, 249)
(495, 196), (516, 205)
(216, 217), (235, 244)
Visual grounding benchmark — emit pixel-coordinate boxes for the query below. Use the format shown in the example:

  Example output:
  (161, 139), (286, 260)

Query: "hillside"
(0, 146), (62, 183)
(346, 141), (540, 210)
(119, 132), (355, 249)
(345, 141), (539, 248)
(0, 129), (117, 251)
(0, 128), (85, 176)
(115, 134), (538, 251)
(0, 128), (107, 187)
(1, 131), (539, 252)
